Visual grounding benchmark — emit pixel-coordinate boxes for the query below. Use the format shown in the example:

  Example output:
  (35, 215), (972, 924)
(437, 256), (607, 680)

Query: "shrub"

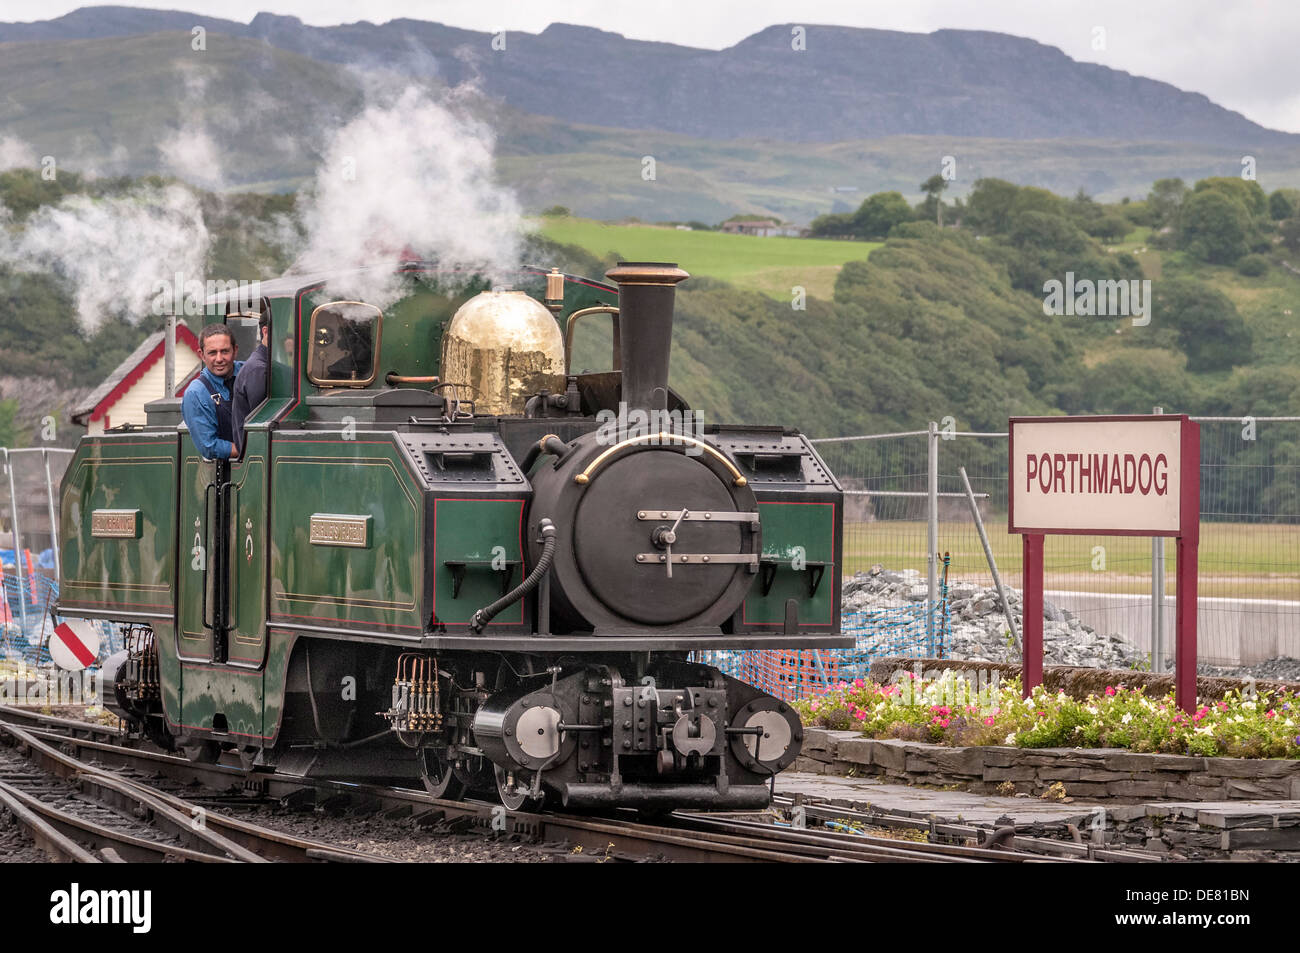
(1236, 254), (1268, 276)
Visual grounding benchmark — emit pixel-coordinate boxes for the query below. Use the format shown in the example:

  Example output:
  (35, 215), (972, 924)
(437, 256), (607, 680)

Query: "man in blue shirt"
(231, 308), (270, 454)
(182, 324), (244, 460)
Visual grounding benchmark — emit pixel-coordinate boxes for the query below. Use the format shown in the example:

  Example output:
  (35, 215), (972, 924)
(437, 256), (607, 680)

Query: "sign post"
(1009, 415), (1199, 713)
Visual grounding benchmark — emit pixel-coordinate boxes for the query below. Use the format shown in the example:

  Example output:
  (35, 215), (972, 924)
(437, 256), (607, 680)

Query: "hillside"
(1, 9), (1293, 145)
(4, 15), (1300, 223)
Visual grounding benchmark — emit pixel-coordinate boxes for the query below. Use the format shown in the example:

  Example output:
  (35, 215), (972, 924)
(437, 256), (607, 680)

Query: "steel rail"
(0, 722), (386, 862)
(0, 708), (1158, 863)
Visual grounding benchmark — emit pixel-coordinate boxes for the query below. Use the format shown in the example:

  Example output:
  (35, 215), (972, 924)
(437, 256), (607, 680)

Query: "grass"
(535, 216), (880, 299)
(842, 519), (1300, 599)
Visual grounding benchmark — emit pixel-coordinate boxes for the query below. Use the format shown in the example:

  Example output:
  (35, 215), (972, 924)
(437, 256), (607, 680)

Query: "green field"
(843, 520), (1300, 599)
(535, 217), (879, 300)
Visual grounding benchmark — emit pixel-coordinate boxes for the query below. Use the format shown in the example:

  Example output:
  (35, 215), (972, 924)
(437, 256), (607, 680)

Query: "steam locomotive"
(61, 260), (847, 811)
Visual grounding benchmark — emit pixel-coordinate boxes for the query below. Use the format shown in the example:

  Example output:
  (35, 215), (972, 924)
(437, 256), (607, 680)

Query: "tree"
(1152, 278), (1252, 372)
(1281, 217), (1300, 253)
(1269, 189), (1300, 221)
(920, 174), (948, 226)
(1177, 190), (1253, 264)
(0, 398), (16, 448)
(808, 211), (856, 237)
(1083, 212), (1132, 243)
(540, 205), (571, 217)
(1146, 178), (1188, 230)
(851, 191), (913, 239)
(964, 178), (1021, 235)
(1193, 177), (1268, 219)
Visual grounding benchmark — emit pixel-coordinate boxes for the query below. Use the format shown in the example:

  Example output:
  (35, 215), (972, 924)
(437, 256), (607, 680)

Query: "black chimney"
(604, 262), (689, 413)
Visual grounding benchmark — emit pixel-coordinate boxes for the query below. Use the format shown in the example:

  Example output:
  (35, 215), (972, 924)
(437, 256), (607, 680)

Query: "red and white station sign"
(1008, 414), (1200, 713)
(50, 620), (100, 671)
(1010, 416), (1190, 535)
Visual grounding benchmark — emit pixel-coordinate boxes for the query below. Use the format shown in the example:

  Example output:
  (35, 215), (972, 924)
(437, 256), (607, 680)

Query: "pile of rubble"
(842, 568), (1147, 669)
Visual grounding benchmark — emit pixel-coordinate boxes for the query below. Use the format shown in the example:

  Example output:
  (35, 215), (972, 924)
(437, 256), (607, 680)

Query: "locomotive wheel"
(494, 765), (544, 813)
(420, 749), (467, 800)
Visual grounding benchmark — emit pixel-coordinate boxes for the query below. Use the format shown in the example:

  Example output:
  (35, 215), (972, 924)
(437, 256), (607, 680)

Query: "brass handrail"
(574, 432), (747, 487)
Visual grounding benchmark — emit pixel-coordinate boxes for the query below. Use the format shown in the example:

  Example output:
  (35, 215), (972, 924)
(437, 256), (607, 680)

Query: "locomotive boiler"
(64, 259), (849, 812)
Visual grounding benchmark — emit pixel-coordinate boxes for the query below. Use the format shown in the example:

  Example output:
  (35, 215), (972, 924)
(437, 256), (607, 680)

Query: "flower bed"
(794, 672), (1300, 760)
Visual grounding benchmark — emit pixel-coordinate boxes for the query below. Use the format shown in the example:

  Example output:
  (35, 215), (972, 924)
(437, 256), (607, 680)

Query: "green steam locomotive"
(60, 259), (847, 811)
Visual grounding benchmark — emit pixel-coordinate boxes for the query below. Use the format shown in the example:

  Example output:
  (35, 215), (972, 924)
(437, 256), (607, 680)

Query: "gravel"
(0, 818), (43, 862)
(843, 568), (1300, 683)
(207, 801), (567, 863)
(844, 568), (1148, 669)
(1198, 656), (1300, 683)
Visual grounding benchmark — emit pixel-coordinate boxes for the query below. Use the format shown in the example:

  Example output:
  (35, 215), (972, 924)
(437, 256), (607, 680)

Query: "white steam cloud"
(293, 85), (524, 306)
(0, 184), (209, 332)
(157, 65), (226, 191)
(0, 136), (37, 172)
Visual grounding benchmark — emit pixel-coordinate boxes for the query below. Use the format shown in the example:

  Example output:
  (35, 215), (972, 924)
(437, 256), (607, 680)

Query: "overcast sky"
(4, 1), (1297, 132)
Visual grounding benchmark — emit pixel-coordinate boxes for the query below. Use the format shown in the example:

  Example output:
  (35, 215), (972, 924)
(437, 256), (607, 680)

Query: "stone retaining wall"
(795, 728), (1300, 801)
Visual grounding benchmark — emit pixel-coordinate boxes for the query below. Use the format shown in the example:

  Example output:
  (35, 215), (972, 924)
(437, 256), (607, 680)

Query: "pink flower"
(1105, 686), (1116, 696)
(983, 716), (996, 726)
(1266, 710), (1276, 719)
(853, 678), (864, 689)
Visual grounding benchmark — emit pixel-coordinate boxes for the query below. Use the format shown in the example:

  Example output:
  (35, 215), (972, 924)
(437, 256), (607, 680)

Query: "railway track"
(0, 717), (390, 863)
(0, 706), (1162, 863)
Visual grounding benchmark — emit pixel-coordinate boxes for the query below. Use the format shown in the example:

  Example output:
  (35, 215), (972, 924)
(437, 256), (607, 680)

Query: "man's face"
(201, 333), (237, 378)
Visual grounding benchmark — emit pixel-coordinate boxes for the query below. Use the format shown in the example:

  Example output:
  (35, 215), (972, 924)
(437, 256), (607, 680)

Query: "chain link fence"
(1, 446), (124, 671)
(6, 420), (1297, 695)
(814, 417), (1300, 672)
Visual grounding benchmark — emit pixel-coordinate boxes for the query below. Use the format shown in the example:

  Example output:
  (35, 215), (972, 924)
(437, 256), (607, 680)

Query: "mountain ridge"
(0, 6), (1291, 145)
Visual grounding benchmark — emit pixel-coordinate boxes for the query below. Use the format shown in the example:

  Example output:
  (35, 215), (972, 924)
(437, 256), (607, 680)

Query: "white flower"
(1121, 713), (1132, 724)
(1087, 706), (1099, 715)
(1004, 732), (1017, 745)
(1242, 701), (1256, 710)
(1195, 726), (1212, 735)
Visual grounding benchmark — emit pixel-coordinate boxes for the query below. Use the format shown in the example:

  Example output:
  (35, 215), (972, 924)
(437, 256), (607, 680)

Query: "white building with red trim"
(70, 325), (201, 435)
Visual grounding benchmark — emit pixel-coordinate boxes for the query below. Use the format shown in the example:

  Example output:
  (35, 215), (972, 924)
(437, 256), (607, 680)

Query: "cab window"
(307, 301), (382, 387)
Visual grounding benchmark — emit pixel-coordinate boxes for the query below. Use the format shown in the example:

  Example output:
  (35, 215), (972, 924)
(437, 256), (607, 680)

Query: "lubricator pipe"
(469, 519), (557, 633)
(604, 262), (689, 413)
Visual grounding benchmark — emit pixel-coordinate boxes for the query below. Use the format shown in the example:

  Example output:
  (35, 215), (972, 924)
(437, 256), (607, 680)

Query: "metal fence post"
(2, 448), (28, 636)
(42, 447), (60, 581)
(927, 420), (939, 642)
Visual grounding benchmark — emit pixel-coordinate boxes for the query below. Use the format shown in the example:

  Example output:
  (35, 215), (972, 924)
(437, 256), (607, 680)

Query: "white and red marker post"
(1009, 415), (1200, 713)
(50, 619), (101, 671)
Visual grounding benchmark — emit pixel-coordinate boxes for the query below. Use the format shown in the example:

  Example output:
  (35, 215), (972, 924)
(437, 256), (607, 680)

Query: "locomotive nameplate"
(91, 509), (141, 539)
(309, 513), (372, 548)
